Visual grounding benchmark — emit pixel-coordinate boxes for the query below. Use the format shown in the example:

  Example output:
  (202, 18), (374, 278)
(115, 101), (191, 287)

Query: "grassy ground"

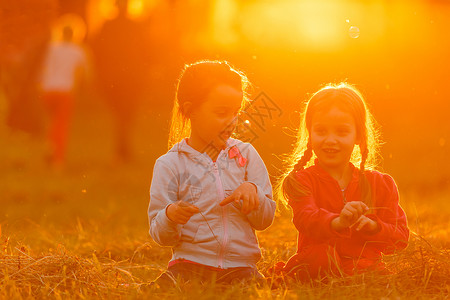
(1, 103), (449, 299)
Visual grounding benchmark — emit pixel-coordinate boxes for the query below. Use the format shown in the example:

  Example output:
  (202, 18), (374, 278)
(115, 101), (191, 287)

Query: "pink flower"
(228, 146), (247, 167)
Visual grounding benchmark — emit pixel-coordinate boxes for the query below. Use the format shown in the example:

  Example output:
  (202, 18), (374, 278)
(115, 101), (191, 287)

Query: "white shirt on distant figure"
(41, 41), (87, 92)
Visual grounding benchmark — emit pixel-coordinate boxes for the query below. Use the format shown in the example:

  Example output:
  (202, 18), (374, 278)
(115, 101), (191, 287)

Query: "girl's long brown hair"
(168, 60), (251, 150)
(277, 82), (382, 208)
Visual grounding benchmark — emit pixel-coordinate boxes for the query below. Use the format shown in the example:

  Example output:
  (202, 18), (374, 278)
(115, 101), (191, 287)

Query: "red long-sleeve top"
(288, 161), (409, 260)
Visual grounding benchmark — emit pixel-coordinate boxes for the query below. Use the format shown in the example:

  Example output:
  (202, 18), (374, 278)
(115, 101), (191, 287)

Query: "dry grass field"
(1, 104), (449, 299)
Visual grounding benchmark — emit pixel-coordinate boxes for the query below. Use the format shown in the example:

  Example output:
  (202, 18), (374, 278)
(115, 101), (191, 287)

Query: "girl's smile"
(322, 148), (339, 153)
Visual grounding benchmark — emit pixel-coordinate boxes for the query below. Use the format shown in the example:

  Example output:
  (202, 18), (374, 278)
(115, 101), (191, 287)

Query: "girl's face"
(310, 106), (359, 174)
(189, 84), (242, 153)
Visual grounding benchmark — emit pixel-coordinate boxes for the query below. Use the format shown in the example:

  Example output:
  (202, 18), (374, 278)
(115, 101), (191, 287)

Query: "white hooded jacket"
(148, 138), (276, 269)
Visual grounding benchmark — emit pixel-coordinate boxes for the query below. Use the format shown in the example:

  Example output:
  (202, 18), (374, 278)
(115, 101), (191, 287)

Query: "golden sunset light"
(0, 0), (449, 298)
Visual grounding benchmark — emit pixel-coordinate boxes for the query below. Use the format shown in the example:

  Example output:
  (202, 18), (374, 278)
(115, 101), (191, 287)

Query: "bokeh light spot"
(349, 25), (360, 38)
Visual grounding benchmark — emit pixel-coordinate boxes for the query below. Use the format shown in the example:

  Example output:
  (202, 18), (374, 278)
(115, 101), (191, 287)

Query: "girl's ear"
(355, 131), (362, 146)
(182, 101), (193, 117)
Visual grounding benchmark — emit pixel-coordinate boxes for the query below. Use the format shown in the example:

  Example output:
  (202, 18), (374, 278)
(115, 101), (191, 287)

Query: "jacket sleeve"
(242, 144), (276, 230)
(354, 174), (409, 253)
(148, 159), (182, 246)
(288, 172), (351, 241)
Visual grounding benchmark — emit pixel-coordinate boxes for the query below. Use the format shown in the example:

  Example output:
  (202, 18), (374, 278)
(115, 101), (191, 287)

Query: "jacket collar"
(169, 138), (240, 163)
(309, 159), (360, 183)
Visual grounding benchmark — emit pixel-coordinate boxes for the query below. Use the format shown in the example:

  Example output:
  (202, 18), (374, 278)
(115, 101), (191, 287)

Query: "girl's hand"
(166, 201), (199, 224)
(219, 182), (259, 215)
(354, 215), (379, 234)
(332, 201), (369, 231)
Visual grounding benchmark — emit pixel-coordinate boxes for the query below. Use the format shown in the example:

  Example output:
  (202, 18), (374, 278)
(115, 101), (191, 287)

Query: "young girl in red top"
(275, 82), (409, 282)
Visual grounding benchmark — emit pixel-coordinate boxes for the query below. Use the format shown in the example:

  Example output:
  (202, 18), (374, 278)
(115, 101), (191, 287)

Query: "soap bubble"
(349, 26), (360, 38)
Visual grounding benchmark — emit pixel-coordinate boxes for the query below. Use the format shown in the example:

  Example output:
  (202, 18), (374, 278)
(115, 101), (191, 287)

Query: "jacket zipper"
(212, 161), (228, 268)
(341, 188), (347, 203)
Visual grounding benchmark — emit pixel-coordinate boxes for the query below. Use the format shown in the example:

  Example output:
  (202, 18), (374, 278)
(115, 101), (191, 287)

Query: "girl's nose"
(324, 134), (337, 144)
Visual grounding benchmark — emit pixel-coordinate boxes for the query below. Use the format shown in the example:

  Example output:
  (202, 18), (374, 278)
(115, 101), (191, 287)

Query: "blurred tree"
(0, 0), (58, 136)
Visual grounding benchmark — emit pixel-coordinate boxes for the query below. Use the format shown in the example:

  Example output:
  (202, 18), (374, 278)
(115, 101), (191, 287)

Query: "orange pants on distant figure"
(42, 91), (73, 166)
(274, 244), (386, 282)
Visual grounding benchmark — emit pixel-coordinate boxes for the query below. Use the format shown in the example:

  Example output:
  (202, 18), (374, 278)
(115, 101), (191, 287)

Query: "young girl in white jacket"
(148, 60), (276, 285)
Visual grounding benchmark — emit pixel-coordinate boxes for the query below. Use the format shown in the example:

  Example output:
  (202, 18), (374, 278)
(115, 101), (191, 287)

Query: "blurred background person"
(90, 0), (150, 163)
(39, 25), (88, 169)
